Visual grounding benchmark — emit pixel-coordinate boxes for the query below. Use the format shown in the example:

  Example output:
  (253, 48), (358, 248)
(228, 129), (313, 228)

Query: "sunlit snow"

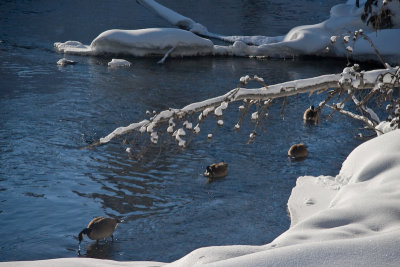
(108, 58), (131, 68)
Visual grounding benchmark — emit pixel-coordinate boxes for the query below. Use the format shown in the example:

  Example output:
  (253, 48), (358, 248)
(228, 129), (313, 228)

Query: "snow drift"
(5, 130), (400, 266)
(108, 59), (131, 68)
(54, 28), (213, 57)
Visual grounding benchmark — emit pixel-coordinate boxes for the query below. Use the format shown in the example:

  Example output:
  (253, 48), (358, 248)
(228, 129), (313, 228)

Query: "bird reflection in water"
(79, 241), (115, 259)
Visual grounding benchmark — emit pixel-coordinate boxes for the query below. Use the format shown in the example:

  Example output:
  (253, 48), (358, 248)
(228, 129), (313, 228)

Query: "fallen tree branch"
(136, 0), (274, 45)
(326, 104), (380, 133)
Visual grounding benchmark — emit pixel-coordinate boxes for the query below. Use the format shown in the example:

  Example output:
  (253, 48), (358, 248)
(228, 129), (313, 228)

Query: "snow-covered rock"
(108, 58), (131, 68)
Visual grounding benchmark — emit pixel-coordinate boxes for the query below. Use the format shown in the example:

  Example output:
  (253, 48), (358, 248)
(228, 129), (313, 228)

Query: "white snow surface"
(376, 121), (398, 135)
(5, 130), (400, 266)
(213, 2), (400, 62)
(55, 28), (213, 57)
(108, 59), (131, 68)
(54, 41), (91, 55)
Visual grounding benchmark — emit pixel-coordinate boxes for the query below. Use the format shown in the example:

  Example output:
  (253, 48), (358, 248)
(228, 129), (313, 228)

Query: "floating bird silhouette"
(288, 143), (308, 159)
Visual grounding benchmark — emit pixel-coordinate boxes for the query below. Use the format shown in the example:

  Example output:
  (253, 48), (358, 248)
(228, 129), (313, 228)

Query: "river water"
(0, 0), (365, 262)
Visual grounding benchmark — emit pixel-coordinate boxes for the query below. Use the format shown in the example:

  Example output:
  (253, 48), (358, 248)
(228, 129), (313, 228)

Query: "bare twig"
(359, 32), (387, 68)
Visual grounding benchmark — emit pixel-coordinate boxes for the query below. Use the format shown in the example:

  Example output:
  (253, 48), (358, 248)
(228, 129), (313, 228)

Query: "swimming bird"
(288, 143), (308, 159)
(303, 105), (319, 124)
(204, 162), (228, 180)
(78, 217), (120, 245)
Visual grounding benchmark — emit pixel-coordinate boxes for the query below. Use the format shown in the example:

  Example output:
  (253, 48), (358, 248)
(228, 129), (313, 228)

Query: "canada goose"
(204, 162), (228, 179)
(78, 217), (120, 244)
(303, 105), (319, 124)
(288, 143), (308, 159)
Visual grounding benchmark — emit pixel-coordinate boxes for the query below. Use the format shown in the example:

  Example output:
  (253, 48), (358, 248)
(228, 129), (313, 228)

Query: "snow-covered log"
(136, 0), (282, 45)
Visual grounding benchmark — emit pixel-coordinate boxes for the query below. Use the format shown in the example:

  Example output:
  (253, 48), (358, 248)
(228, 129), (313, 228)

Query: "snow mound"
(108, 58), (131, 68)
(55, 28), (214, 57)
(213, 3), (400, 62)
(54, 41), (91, 55)
(375, 121), (398, 135)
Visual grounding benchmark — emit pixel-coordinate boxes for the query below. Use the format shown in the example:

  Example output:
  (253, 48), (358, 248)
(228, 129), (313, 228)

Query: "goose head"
(78, 228), (91, 244)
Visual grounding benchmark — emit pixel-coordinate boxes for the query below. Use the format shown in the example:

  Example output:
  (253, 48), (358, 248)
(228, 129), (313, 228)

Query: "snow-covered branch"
(135, 0), (268, 45)
(326, 104), (377, 131)
(97, 67), (399, 146)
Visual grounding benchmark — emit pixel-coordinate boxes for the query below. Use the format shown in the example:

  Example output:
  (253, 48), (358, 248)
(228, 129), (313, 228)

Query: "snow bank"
(55, 28), (214, 57)
(375, 121), (398, 135)
(5, 130), (400, 266)
(213, 3), (400, 62)
(137, 0), (400, 63)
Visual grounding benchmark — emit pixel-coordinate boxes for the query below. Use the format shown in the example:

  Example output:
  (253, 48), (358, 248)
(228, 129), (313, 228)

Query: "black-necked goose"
(204, 162), (228, 180)
(78, 217), (120, 245)
(303, 105), (319, 124)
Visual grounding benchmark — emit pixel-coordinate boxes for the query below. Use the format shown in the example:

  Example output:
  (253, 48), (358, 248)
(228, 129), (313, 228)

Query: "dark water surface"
(0, 0), (363, 262)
